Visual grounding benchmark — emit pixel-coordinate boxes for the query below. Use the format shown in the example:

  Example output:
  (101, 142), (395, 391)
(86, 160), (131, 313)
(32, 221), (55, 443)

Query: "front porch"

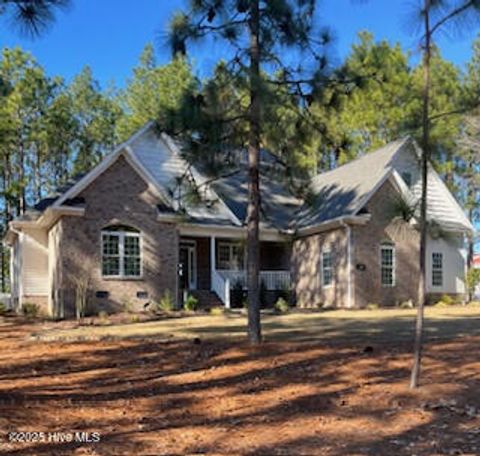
(179, 235), (291, 308)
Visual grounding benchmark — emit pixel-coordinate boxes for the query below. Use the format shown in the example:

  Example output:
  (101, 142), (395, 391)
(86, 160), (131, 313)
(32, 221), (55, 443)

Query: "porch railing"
(212, 269), (231, 308)
(220, 270), (291, 291)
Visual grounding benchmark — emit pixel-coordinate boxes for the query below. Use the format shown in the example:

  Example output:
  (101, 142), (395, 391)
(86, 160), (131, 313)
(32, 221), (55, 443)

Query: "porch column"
(210, 236), (215, 290)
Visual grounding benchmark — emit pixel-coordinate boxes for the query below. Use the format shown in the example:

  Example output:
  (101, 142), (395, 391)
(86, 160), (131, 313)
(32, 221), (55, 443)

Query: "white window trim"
(101, 230), (142, 279)
(321, 250), (333, 288)
(380, 244), (396, 287)
(432, 252), (443, 287)
(217, 241), (244, 270)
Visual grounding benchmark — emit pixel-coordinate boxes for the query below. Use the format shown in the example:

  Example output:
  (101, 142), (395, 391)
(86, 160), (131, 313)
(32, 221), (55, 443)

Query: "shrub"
(231, 280), (246, 308)
(260, 280), (268, 307)
(121, 298), (134, 314)
(398, 300), (414, 309)
(130, 314), (140, 323)
(210, 307), (224, 316)
(184, 294), (198, 312)
(0, 302), (6, 315)
(22, 302), (40, 318)
(466, 268), (480, 300)
(440, 294), (454, 306)
(157, 289), (175, 312)
(72, 269), (91, 320)
(98, 310), (108, 319)
(97, 310), (110, 325)
(274, 297), (289, 313)
(366, 302), (379, 310)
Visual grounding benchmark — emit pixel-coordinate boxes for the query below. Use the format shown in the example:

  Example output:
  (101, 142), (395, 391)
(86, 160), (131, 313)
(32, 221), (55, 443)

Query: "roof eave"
(296, 214), (371, 237)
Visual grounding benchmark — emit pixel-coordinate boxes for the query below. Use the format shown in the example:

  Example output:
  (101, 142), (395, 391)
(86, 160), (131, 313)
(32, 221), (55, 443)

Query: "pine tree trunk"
(411, 0), (431, 389)
(246, 0), (262, 344)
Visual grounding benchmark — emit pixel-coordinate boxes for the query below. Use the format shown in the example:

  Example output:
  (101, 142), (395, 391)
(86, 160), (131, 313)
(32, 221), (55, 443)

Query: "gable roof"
(295, 137), (412, 229)
(212, 168), (303, 231)
(14, 124), (474, 236)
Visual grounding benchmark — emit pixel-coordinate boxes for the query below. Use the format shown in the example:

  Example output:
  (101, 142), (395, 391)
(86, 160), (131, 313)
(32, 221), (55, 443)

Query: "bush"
(440, 294), (454, 306)
(366, 302), (379, 310)
(98, 310), (109, 320)
(210, 307), (224, 316)
(96, 310), (111, 325)
(274, 297), (289, 313)
(466, 268), (480, 299)
(398, 300), (414, 309)
(121, 299), (134, 314)
(22, 302), (40, 318)
(157, 289), (175, 312)
(184, 294), (198, 312)
(130, 314), (140, 323)
(0, 302), (6, 315)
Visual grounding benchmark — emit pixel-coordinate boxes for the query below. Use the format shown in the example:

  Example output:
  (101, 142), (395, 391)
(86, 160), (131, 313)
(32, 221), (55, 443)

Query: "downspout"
(340, 220), (353, 308)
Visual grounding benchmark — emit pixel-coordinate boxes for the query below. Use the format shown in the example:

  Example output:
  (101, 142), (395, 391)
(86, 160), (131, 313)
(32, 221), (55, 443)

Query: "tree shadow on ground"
(0, 316), (479, 455)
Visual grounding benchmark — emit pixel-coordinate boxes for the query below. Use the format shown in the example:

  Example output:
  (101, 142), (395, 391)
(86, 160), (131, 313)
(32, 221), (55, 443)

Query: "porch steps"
(189, 290), (224, 309)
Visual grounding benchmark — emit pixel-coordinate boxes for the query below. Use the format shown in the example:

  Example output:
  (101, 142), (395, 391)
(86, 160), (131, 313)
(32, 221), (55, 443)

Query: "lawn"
(30, 304), (480, 343)
(0, 306), (479, 455)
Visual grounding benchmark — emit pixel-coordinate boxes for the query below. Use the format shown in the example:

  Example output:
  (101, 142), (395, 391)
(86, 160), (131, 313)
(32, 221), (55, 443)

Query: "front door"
(179, 241), (197, 290)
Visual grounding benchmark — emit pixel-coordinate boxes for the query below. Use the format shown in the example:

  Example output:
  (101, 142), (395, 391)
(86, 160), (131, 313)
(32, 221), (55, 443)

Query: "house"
(4, 122), (474, 317)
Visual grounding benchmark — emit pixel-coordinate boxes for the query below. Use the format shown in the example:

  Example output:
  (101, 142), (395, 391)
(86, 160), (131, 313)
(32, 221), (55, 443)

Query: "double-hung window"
(380, 243), (395, 287)
(102, 226), (141, 278)
(217, 242), (244, 270)
(321, 250), (333, 287)
(432, 252), (443, 287)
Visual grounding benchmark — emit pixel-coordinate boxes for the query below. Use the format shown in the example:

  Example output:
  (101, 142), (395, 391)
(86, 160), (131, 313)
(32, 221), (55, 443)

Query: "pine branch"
(428, 0), (478, 38)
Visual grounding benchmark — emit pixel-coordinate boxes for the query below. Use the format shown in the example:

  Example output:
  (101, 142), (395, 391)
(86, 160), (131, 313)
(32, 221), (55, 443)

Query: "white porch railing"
(220, 270), (291, 291)
(211, 270), (291, 307)
(212, 269), (231, 308)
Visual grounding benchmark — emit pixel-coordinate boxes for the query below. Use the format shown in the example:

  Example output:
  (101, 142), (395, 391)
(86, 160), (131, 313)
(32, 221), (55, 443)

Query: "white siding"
(10, 236), (21, 310)
(392, 144), (472, 231)
(20, 228), (48, 296)
(426, 234), (466, 294)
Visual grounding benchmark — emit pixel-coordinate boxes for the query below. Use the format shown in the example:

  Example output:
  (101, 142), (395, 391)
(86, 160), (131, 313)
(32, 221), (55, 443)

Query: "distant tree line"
(0, 31), (479, 290)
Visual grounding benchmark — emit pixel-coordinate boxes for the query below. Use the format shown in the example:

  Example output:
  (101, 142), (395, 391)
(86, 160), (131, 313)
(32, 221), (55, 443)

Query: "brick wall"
(51, 155), (179, 317)
(351, 179), (420, 308)
(292, 228), (348, 308)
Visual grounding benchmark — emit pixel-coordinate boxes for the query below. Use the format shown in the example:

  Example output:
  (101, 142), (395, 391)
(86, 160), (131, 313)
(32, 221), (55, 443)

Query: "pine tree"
(168, 0), (335, 343)
(410, 0), (480, 390)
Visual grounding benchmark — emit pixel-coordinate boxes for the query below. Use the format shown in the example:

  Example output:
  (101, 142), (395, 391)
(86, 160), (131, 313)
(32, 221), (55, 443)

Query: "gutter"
(296, 214), (371, 237)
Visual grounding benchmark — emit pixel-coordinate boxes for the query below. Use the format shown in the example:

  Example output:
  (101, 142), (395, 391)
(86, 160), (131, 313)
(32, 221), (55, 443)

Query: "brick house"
(4, 122), (474, 317)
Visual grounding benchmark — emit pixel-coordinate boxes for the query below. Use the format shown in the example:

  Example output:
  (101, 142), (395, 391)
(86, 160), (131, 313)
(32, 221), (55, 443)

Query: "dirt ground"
(0, 310), (479, 455)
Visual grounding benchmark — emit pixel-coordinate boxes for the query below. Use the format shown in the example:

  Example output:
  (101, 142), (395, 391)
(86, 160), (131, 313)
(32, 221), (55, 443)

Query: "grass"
(31, 303), (480, 343)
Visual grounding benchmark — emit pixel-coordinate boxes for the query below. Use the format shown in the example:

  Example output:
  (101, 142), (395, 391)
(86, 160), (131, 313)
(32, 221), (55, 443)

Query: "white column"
(225, 278), (231, 309)
(210, 236), (215, 291)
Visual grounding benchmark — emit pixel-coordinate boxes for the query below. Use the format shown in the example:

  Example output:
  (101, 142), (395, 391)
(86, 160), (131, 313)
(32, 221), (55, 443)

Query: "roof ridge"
(311, 136), (411, 184)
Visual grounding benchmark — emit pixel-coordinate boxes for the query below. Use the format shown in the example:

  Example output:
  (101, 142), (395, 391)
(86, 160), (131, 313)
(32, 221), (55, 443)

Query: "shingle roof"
(15, 124), (472, 235)
(295, 137), (411, 228)
(212, 168), (303, 230)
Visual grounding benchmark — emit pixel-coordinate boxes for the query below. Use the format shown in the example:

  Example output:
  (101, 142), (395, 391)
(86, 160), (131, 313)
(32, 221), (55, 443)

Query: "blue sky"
(0, 0), (478, 88)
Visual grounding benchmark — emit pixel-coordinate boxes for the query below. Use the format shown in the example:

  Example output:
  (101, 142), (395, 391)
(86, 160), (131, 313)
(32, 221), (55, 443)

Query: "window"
(217, 242), (244, 270)
(101, 226), (141, 278)
(380, 243), (395, 287)
(432, 252), (443, 287)
(401, 171), (413, 187)
(321, 250), (333, 287)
